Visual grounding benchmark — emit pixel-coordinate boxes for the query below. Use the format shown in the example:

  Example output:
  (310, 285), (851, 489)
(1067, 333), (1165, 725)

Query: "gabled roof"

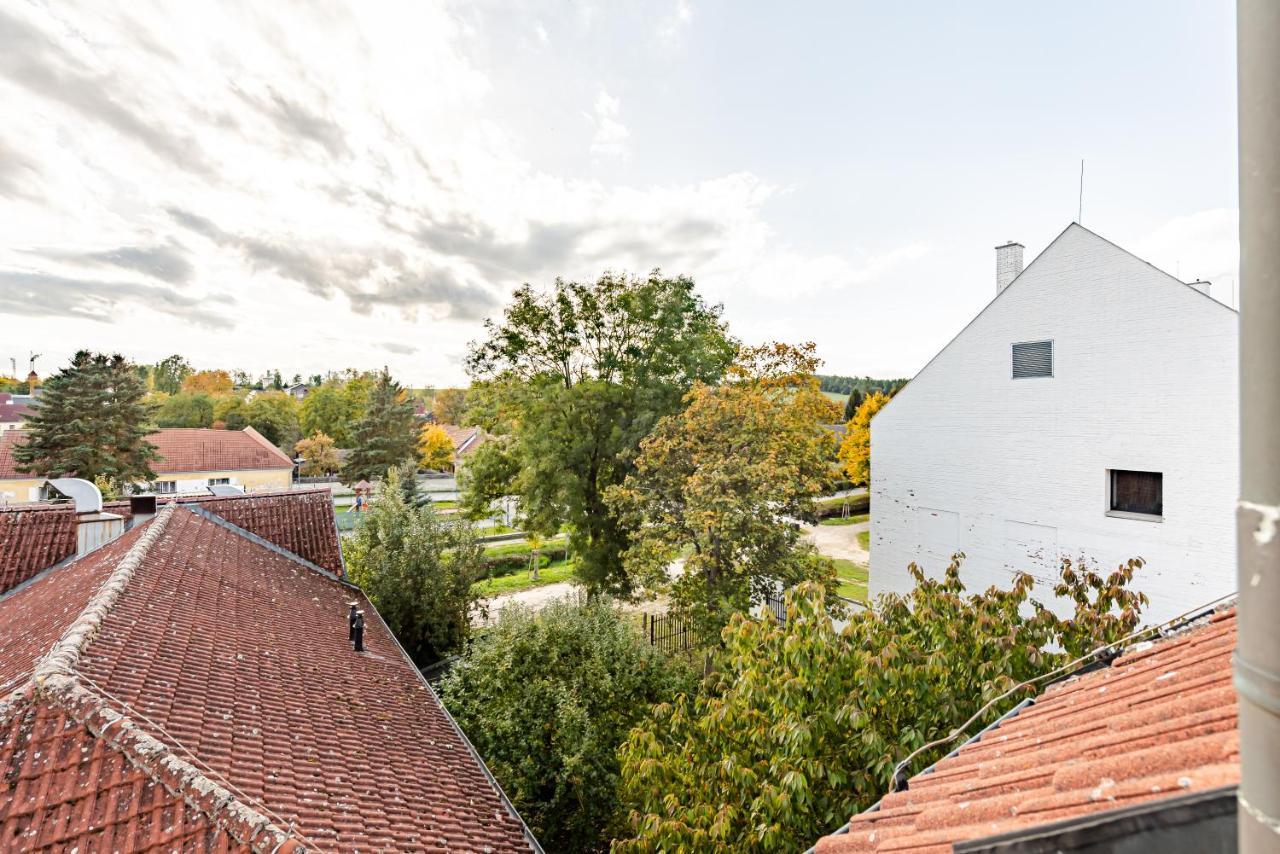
(814, 608), (1238, 853)
(0, 505), (537, 852)
(436, 424), (487, 457)
(0, 427), (293, 480)
(0, 488), (344, 595)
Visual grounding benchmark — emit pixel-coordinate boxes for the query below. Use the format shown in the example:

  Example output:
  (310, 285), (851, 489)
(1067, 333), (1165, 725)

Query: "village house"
(0, 426), (294, 503)
(437, 423), (489, 472)
(869, 224), (1238, 625)
(0, 392), (35, 432)
(0, 485), (540, 851)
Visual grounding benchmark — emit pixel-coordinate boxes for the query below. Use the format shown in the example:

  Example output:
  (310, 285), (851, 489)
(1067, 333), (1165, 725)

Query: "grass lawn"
(832, 558), (869, 602)
(857, 530), (870, 551)
(819, 513), (870, 526)
(471, 559), (576, 597)
(431, 499), (458, 509)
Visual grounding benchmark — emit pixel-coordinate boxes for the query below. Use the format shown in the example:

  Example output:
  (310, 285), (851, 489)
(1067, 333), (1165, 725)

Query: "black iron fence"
(642, 611), (693, 654)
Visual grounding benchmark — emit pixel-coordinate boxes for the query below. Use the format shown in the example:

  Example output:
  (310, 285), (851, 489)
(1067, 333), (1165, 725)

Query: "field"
(833, 558), (869, 602)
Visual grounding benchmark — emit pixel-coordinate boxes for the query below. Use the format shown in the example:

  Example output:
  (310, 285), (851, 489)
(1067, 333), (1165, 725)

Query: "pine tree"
(14, 351), (159, 483)
(342, 368), (419, 484)
(843, 388), (864, 422)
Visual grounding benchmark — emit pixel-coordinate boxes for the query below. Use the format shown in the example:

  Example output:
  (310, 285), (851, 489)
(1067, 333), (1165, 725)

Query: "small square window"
(1108, 470), (1162, 519)
(153, 480), (177, 495)
(208, 477), (231, 486)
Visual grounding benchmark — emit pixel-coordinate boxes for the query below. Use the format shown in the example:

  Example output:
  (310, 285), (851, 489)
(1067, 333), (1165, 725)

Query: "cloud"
(534, 21), (550, 44)
(589, 89), (630, 158)
(380, 342), (419, 355)
(0, 137), (40, 199)
(0, 270), (233, 329)
(658, 0), (694, 44)
(34, 244), (194, 284)
(0, 8), (212, 175)
(1134, 208), (1239, 300)
(238, 85), (352, 159)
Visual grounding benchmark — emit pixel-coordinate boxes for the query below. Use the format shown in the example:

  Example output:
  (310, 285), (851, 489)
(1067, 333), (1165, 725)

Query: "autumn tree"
(154, 392), (215, 428)
(608, 342), (843, 644)
(432, 387), (468, 424)
(838, 389), (891, 486)
(301, 378), (368, 447)
(181, 369), (233, 396)
(419, 424), (455, 471)
(342, 369), (419, 484)
(295, 431), (340, 476)
(343, 468), (483, 664)
(151, 354), (192, 394)
(14, 351), (159, 483)
(616, 557), (1148, 851)
(465, 272), (737, 594)
(212, 395), (248, 430)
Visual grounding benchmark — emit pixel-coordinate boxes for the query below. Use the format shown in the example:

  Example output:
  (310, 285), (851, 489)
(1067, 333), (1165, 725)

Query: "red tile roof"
(0, 488), (343, 595)
(815, 609), (1239, 853)
(0, 505), (536, 852)
(436, 424), (487, 457)
(0, 392), (34, 424)
(0, 427), (292, 480)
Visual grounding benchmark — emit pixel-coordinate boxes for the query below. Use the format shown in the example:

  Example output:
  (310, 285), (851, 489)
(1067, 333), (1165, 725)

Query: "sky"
(0, 1), (1238, 386)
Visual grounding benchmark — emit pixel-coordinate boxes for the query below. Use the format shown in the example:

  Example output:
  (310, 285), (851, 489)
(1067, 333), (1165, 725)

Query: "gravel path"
(472, 581), (580, 626)
(802, 520), (870, 564)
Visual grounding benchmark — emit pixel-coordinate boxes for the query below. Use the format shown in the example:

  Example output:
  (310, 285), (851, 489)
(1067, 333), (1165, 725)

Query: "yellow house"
(0, 427), (293, 504)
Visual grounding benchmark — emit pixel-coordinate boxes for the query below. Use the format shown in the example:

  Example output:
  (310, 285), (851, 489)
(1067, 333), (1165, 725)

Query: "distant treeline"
(817, 374), (910, 396)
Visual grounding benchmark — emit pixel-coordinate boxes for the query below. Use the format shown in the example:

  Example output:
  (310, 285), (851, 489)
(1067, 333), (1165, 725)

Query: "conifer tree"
(342, 368), (419, 483)
(843, 388), (864, 421)
(14, 351), (159, 484)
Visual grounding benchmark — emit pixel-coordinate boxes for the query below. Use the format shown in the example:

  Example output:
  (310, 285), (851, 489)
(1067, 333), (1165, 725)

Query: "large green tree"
(343, 468), (482, 664)
(342, 369), (419, 483)
(154, 392), (215, 428)
(616, 559), (1148, 851)
(300, 378), (366, 446)
(14, 351), (159, 483)
(608, 342), (843, 645)
(151, 354), (192, 394)
(244, 390), (301, 449)
(441, 598), (696, 852)
(464, 272), (737, 594)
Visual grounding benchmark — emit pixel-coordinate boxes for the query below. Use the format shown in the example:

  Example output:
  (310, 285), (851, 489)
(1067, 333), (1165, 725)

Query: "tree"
(14, 351), (159, 483)
(616, 557), (1148, 851)
(342, 369), (418, 484)
(154, 392), (215, 428)
(465, 272), (738, 594)
(441, 598), (697, 852)
(213, 395), (248, 430)
(244, 390), (300, 449)
(432, 387), (468, 424)
(608, 342), (843, 645)
(181, 369), (233, 396)
(843, 387), (864, 421)
(419, 424), (456, 471)
(343, 468), (483, 664)
(295, 431), (340, 476)
(838, 389), (891, 486)
(152, 355), (192, 394)
(300, 380), (359, 446)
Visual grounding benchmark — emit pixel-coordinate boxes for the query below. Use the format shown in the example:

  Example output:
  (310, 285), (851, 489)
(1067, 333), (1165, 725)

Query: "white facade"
(870, 224), (1238, 624)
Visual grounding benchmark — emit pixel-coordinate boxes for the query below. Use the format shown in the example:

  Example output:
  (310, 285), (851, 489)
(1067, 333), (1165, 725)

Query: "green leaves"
(341, 369), (418, 484)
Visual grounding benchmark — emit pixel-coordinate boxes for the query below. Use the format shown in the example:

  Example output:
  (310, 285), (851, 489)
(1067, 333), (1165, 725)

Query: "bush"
(441, 598), (697, 852)
(615, 555), (1147, 851)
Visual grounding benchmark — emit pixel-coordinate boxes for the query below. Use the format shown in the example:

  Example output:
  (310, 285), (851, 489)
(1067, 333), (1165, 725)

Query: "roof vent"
(351, 607), (366, 653)
(45, 478), (126, 556)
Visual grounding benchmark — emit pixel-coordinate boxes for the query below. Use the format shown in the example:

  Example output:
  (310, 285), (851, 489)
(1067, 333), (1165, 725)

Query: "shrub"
(441, 598), (697, 852)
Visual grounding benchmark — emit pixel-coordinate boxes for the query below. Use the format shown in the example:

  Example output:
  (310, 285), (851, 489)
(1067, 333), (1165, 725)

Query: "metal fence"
(642, 611), (693, 654)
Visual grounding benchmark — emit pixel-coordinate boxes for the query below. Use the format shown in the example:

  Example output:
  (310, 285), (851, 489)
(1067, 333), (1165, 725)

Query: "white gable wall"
(870, 225), (1238, 624)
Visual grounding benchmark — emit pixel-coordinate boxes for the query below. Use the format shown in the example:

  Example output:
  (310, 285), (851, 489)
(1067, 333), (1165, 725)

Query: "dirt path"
(802, 520), (870, 564)
(471, 581), (580, 626)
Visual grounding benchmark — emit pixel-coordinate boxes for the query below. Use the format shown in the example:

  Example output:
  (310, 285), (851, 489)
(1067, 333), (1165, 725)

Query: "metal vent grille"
(1012, 340), (1053, 378)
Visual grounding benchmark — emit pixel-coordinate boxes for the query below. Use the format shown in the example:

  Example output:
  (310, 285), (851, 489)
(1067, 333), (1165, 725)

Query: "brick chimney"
(996, 241), (1025, 294)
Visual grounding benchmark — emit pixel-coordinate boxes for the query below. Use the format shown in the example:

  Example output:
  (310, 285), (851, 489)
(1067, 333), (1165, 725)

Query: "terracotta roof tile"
(815, 609), (1239, 853)
(0, 504), (534, 852)
(0, 504), (77, 593)
(0, 392), (34, 424)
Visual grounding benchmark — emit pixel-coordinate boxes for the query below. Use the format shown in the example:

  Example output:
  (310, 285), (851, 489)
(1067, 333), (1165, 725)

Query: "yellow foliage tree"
(419, 424), (456, 472)
(182, 369), (234, 396)
(837, 390), (891, 486)
(295, 431), (340, 476)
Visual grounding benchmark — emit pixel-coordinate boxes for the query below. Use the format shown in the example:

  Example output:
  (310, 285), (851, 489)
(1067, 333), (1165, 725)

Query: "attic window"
(1108, 470), (1163, 520)
(1012, 340), (1053, 378)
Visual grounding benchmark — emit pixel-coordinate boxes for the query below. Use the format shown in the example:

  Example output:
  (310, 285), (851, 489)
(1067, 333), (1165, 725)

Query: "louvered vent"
(1012, 340), (1053, 378)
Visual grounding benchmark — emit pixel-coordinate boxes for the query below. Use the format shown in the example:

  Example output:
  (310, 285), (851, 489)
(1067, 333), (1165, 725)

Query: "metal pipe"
(1235, 1), (1280, 849)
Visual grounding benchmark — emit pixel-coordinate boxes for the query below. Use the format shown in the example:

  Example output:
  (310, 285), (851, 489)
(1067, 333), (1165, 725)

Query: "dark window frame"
(1107, 469), (1163, 520)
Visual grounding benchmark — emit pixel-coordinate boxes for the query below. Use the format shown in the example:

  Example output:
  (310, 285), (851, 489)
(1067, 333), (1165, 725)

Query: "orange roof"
(435, 423), (487, 456)
(816, 609), (1239, 853)
(0, 428), (292, 480)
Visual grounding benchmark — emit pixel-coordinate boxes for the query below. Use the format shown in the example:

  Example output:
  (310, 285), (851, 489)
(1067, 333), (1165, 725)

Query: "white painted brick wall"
(870, 224), (1239, 625)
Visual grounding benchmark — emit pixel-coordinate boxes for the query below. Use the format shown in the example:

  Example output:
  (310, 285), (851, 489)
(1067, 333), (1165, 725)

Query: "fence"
(642, 611), (693, 654)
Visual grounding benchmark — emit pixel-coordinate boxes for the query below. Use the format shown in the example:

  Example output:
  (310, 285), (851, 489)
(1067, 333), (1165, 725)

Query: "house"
(0, 392), (35, 431)
(0, 487), (540, 851)
(814, 604), (1239, 852)
(285, 382), (310, 400)
(0, 426), (294, 503)
(437, 423), (489, 471)
(870, 224), (1238, 624)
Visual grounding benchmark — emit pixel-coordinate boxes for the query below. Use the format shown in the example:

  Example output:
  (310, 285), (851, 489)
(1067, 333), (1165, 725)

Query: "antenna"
(1077, 159), (1085, 223)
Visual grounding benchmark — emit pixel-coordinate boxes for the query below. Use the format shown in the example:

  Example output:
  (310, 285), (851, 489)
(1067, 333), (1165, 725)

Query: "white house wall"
(870, 224), (1238, 625)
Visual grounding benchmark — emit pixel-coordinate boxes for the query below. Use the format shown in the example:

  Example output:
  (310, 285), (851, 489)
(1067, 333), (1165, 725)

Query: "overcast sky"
(0, 1), (1238, 386)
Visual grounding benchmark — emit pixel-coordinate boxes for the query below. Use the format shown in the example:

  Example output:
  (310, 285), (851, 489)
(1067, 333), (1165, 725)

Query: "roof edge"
(241, 425), (295, 468)
(183, 503), (351, 583)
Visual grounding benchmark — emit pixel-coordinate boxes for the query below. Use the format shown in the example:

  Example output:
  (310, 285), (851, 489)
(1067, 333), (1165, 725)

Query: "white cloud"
(589, 89), (630, 158)
(1134, 208), (1239, 306)
(534, 21), (549, 45)
(658, 0), (693, 45)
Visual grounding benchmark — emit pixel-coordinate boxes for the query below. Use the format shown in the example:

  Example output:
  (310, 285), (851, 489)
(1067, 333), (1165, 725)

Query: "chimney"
(996, 241), (1025, 293)
(128, 494), (158, 529)
(45, 478), (125, 557)
(352, 610), (366, 652)
(1189, 279), (1212, 295)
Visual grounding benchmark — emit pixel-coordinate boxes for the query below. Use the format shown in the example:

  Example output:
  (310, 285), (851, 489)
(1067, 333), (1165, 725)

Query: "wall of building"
(149, 468), (293, 494)
(870, 225), (1239, 625)
(0, 477), (46, 504)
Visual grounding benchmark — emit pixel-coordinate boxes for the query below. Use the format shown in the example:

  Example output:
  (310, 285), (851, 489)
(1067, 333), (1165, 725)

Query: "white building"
(870, 223), (1238, 624)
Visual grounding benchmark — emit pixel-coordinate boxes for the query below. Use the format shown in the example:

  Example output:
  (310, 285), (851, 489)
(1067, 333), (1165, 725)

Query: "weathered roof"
(436, 424), (486, 457)
(0, 427), (293, 480)
(0, 505), (536, 852)
(0, 392), (34, 424)
(815, 609), (1238, 853)
(0, 488), (343, 595)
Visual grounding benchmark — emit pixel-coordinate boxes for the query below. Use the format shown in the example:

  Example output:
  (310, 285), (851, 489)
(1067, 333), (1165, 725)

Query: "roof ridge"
(241, 425), (295, 467)
(16, 504), (304, 853)
(182, 503), (350, 582)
